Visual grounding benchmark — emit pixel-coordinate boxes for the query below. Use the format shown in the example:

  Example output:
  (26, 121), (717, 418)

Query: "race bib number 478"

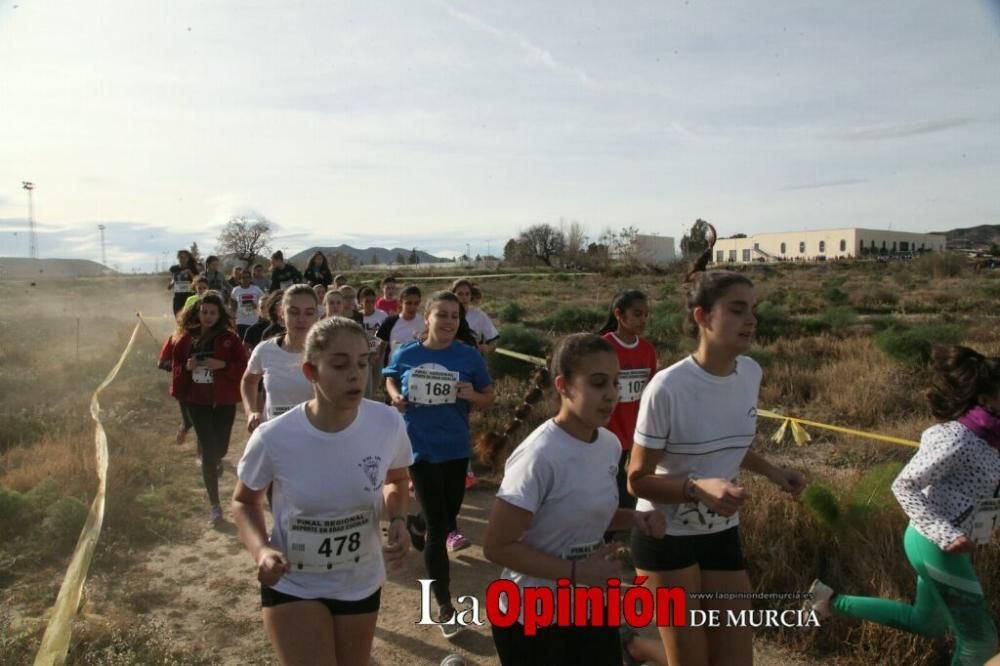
(408, 367), (459, 405)
(287, 511), (374, 571)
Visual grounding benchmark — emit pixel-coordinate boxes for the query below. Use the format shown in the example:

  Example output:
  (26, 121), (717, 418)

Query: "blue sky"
(1, 1), (999, 270)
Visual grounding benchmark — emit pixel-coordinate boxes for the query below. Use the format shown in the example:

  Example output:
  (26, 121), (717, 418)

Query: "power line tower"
(98, 224), (107, 266)
(21, 181), (36, 258)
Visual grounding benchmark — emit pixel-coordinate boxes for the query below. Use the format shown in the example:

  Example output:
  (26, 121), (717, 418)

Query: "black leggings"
(409, 457), (468, 608)
(186, 403), (236, 506)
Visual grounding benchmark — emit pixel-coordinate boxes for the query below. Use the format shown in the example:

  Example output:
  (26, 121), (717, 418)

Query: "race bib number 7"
(408, 367), (459, 405)
(617, 368), (650, 403)
(970, 498), (1000, 545)
(287, 510), (374, 571)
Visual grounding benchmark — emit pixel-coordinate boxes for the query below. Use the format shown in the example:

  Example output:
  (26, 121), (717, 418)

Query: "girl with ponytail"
(598, 290), (657, 515)
(808, 345), (1000, 664)
(627, 225), (806, 665)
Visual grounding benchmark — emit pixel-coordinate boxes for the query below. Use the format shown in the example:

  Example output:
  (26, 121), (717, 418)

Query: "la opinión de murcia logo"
(415, 579), (820, 635)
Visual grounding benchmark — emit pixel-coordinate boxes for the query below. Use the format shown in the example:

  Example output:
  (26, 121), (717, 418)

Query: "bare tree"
(216, 215), (273, 265)
(518, 224), (566, 267)
(564, 220), (587, 263)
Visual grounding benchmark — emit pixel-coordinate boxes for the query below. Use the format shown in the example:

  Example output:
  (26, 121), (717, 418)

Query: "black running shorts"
(260, 585), (381, 616)
(630, 525), (744, 572)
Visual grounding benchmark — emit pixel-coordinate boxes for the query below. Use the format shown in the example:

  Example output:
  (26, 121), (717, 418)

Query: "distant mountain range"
(0, 257), (111, 280)
(288, 244), (451, 267)
(937, 224), (1000, 250)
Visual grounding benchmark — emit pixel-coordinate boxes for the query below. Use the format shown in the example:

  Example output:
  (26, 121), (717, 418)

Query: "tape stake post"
(33, 320), (144, 666)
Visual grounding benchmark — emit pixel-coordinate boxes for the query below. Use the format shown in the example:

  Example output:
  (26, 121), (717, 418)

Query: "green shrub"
(497, 302), (526, 323)
(822, 285), (849, 306)
(43, 496), (88, 553)
(647, 301), (685, 347)
(819, 306), (858, 334)
(912, 252), (966, 278)
(25, 478), (60, 512)
(488, 325), (551, 380)
(745, 348), (774, 369)
(754, 302), (795, 341)
(0, 488), (31, 536)
(802, 485), (841, 534)
(541, 304), (606, 333)
(875, 324), (964, 367)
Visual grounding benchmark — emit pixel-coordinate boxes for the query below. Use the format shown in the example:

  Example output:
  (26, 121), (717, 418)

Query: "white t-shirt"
(634, 355), (762, 535)
(362, 310), (387, 350)
(231, 285), (264, 327)
(389, 316), (425, 352)
(465, 307), (499, 345)
(496, 419), (620, 619)
(247, 338), (313, 420)
(237, 401), (413, 600)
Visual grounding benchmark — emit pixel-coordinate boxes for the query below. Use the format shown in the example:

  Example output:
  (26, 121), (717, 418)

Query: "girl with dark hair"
(304, 251), (333, 288)
(383, 290), (494, 638)
(168, 249), (199, 314)
(243, 290), (284, 350)
(627, 252), (806, 665)
(484, 333), (665, 666)
(233, 317), (412, 665)
(809, 345), (1000, 665)
(166, 291), (248, 525)
(598, 290), (657, 516)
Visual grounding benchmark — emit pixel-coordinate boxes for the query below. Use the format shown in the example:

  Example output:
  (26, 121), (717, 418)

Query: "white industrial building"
(711, 227), (947, 264)
(633, 234), (676, 266)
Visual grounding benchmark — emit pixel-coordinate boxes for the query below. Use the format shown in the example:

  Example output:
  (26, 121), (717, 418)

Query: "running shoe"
(208, 505), (223, 526)
(437, 607), (464, 640)
(175, 425), (189, 446)
(446, 530), (470, 552)
(407, 514), (427, 552)
(440, 655), (466, 666)
(807, 579), (834, 619)
(464, 470), (477, 489)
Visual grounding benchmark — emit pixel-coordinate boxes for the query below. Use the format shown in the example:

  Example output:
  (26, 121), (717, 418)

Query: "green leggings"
(833, 525), (997, 666)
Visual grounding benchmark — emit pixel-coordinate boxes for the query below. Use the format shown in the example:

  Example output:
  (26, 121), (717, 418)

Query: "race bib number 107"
(408, 367), (459, 405)
(617, 368), (650, 403)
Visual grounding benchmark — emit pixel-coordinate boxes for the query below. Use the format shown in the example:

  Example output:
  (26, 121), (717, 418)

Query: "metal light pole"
(98, 224), (107, 266)
(21, 181), (36, 258)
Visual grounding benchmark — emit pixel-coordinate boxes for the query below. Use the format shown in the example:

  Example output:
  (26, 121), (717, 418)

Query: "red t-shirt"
(602, 332), (657, 450)
(375, 297), (399, 316)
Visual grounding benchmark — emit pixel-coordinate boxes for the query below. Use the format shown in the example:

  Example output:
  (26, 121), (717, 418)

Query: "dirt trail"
(90, 423), (811, 666)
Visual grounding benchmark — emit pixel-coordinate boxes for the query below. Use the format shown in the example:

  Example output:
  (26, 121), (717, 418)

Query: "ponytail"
(473, 366), (550, 467)
(684, 222), (718, 284)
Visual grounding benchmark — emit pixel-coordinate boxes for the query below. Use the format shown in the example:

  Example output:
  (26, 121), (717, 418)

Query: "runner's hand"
(202, 358), (226, 370)
(945, 535), (973, 554)
(633, 510), (666, 539)
(186, 357), (199, 371)
(769, 467), (807, 497)
(456, 382), (476, 401)
(256, 548), (289, 586)
(575, 544), (620, 586)
(247, 412), (262, 433)
(693, 479), (747, 516)
(390, 393), (407, 413)
(383, 520), (411, 569)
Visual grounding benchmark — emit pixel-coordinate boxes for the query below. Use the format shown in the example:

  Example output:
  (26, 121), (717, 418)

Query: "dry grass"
(2, 261), (999, 664)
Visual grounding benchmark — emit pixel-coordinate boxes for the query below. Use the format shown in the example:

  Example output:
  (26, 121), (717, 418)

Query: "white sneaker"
(438, 607), (465, 640)
(208, 505), (223, 526)
(808, 578), (834, 619)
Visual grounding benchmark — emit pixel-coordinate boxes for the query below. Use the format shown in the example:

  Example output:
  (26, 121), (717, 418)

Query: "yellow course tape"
(33, 320), (145, 666)
(757, 408), (918, 448)
(493, 347), (920, 449)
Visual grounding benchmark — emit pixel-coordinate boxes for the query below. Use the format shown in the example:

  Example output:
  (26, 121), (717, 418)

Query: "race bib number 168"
(408, 367), (459, 405)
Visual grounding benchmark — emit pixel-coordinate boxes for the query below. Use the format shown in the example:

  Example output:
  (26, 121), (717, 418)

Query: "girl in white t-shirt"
(483, 333), (666, 666)
(627, 260), (806, 666)
(241, 285), (320, 433)
(450, 279), (499, 353)
(358, 286), (388, 397)
(233, 316), (413, 666)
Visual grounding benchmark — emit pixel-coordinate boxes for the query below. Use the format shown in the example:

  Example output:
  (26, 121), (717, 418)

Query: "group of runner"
(160, 246), (998, 666)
